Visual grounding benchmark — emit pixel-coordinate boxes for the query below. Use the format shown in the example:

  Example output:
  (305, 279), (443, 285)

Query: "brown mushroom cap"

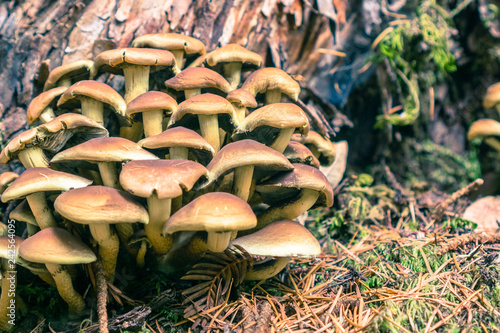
(27, 87), (68, 124)
(226, 89), (258, 108)
(232, 103), (309, 144)
(0, 114), (108, 166)
(92, 48), (177, 77)
(467, 119), (500, 141)
(0, 172), (18, 194)
(120, 159), (208, 199)
(163, 192), (257, 234)
(138, 127), (215, 164)
(205, 139), (294, 184)
(19, 227), (96, 265)
(164, 67), (232, 94)
(54, 186), (149, 225)
(283, 141), (320, 168)
(483, 82), (500, 109)
(168, 93), (238, 131)
(57, 80), (127, 120)
(256, 163), (334, 209)
(51, 137), (158, 164)
(43, 60), (94, 91)
(205, 44), (262, 68)
(231, 220), (321, 257)
(126, 91), (178, 121)
(291, 131), (336, 166)
(131, 33), (206, 55)
(1, 167), (92, 203)
(241, 68), (301, 101)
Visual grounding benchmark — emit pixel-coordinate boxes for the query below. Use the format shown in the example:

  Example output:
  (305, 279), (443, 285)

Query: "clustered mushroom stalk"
(18, 147), (50, 169)
(146, 195), (173, 254)
(80, 97), (104, 125)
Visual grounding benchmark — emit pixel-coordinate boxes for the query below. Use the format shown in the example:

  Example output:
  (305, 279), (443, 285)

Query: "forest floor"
(12, 167), (500, 333)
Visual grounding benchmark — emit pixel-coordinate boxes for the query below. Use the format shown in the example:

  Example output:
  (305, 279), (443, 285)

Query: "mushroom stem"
(121, 64), (150, 142)
(58, 77), (72, 88)
(198, 114), (221, 153)
(123, 65), (150, 103)
(136, 241), (147, 267)
(39, 107), (56, 123)
(265, 89), (282, 104)
(243, 257), (290, 280)
(270, 127), (295, 153)
(142, 110), (164, 137)
(0, 269), (15, 331)
(45, 263), (86, 317)
(232, 165), (255, 201)
(185, 88), (201, 99)
(206, 231), (232, 252)
(169, 147), (189, 160)
(171, 50), (185, 73)
(146, 195), (173, 254)
(80, 97), (104, 126)
(253, 188), (320, 232)
(233, 105), (246, 123)
(26, 192), (58, 229)
(224, 62), (242, 90)
(97, 162), (121, 190)
(18, 146), (50, 169)
(88, 224), (120, 282)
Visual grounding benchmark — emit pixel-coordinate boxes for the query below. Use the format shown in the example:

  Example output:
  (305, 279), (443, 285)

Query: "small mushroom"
(19, 227), (97, 316)
(0, 113), (108, 169)
(291, 131), (336, 166)
(231, 220), (321, 280)
(1, 167), (93, 229)
(283, 141), (320, 168)
(27, 87), (67, 124)
(168, 93), (238, 153)
(120, 159), (208, 254)
(138, 127), (215, 165)
(232, 103), (309, 153)
(131, 33), (206, 72)
(204, 140), (294, 201)
(54, 186), (149, 281)
(226, 89), (258, 123)
(163, 192), (257, 252)
(126, 91), (178, 138)
(252, 163), (333, 232)
(467, 118), (500, 156)
(241, 68), (300, 104)
(57, 80), (128, 127)
(204, 44), (263, 89)
(43, 60), (94, 91)
(164, 67), (232, 100)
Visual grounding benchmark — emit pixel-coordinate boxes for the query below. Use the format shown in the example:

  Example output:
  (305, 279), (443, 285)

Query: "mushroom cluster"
(0, 33), (337, 321)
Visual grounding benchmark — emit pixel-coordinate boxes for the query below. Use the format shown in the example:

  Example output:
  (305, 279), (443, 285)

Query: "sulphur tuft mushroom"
(231, 220), (321, 280)
(19, 227), (96, 316)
